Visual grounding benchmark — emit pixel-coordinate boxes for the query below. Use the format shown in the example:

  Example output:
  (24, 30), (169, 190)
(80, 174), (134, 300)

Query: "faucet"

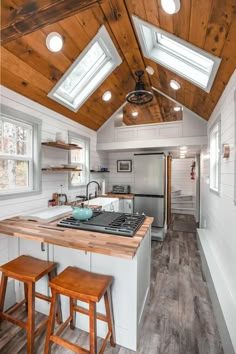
(86, 181), (101, 201)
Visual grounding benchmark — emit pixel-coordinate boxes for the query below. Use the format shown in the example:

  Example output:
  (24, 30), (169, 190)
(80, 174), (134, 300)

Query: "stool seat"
(44, 266), (115, 354)
(0, 255), (57, 282)
(50, 266), (113, 302)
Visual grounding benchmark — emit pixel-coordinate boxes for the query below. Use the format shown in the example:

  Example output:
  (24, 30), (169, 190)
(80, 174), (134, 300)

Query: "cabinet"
(41, 141), (82, 172)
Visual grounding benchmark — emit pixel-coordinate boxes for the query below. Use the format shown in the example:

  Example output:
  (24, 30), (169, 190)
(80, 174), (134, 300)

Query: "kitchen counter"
(0, 215), (153, 259)
(104, 193), (134, 199)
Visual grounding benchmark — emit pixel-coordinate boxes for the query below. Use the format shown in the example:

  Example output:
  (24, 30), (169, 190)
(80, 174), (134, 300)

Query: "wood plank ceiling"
(0, 0), (236, 131)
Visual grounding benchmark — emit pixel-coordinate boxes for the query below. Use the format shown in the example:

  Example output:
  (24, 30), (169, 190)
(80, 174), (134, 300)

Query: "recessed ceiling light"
(161, 0), (181, 14)
(145, 66), (155, 75)
(46, 32), (63, 52)
(132, 111), (138, 117)
(180, 146), (187, 151)
(180, 156), (185, 159)
(174, 106), (181, 111)
(102, 91), (112, 101)
(170, 79), (181, 90)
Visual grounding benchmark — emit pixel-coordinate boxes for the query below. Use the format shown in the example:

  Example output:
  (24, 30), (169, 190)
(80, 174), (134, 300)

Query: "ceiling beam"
(0, 0), (102, 45)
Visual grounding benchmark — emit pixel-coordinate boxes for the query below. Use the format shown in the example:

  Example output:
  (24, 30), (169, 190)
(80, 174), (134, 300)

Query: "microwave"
(112, 185), (130, 194)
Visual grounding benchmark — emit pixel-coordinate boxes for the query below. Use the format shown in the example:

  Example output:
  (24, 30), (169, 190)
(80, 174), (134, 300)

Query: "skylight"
(48, 26), (122, 112)
(132, 16), (221, 92)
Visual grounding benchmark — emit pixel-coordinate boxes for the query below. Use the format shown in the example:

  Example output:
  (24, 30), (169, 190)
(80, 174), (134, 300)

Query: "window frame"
(68, 131), (90, 189)
(0, 104), (41, 200)
(48, 25), (122, 112)
(209, 116), (221, 194)
(132, 15), (221, 93)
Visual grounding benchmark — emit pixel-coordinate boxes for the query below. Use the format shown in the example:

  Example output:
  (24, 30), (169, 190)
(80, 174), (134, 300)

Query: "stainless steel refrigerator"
(134, 153), (165, 228)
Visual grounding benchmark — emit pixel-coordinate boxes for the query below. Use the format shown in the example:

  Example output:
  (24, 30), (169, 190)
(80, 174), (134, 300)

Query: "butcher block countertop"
(0, 215), (153, 259)
(104, 193), (134, 199)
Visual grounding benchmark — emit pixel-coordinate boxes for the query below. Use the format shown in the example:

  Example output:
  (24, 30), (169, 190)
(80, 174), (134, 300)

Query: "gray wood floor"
(0, 214), (223, 354)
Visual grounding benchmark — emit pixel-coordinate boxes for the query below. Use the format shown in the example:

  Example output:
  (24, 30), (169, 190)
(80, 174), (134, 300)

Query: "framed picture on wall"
(117, 160), (132, 172)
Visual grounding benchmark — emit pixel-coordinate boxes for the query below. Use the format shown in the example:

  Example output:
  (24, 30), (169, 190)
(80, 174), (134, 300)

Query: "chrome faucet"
(86, 181), (101, 200)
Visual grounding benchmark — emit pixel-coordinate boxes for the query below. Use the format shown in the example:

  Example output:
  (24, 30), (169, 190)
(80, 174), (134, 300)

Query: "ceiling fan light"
(161, 0), (181, 14)
(170, 79), (181, 90)
(126, 70), (153, 105)
(102, 91), (112, 101)
(46, 32), (63, 52)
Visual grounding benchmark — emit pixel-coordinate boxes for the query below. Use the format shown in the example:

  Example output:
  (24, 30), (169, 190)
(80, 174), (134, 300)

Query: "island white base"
(12, 226), (151, 351)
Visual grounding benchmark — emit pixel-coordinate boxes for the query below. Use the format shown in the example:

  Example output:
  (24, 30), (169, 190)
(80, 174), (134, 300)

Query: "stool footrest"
(34, 317), (48, 337)
(35, 292), (51, 302)
(55, 315), (72, 337)
(1, 312), (27, 329)
(74, 305), (107, 322)
(6, 299), (25, 315)
(50, 335), (89, 353)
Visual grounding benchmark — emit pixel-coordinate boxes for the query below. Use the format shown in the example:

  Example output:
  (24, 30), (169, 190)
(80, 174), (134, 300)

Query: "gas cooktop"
(57, 211), (145, 237)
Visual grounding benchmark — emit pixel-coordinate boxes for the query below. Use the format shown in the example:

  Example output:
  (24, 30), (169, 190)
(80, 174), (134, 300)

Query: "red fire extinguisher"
(190, 161), (196, 180)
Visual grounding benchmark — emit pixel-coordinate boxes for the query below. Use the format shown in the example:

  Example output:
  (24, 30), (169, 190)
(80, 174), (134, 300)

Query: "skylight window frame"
(48, 25), (122, 112)
(132, 15), (221, 93)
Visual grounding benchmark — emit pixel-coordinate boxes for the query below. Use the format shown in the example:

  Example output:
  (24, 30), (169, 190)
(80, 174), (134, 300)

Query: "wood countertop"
(0, 215), (153, 259)
(104, 193), (134, 199)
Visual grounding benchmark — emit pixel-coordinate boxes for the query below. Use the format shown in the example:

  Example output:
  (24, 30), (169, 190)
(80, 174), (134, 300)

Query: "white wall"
(172, 158), (196, 196)
(199, 69), (236, 351)
(0, 86), (109, 260)
(97, 106), (207, 151)
(107, 152), (135, 192)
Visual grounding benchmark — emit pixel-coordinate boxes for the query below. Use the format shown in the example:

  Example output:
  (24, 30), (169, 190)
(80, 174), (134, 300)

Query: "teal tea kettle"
(71, 203), (93, 221)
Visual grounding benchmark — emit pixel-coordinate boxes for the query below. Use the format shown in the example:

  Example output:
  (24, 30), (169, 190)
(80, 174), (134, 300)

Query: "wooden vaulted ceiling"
(0, 0), (236, 131)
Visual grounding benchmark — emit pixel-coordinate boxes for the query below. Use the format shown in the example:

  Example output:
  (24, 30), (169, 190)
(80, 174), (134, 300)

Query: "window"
(132, 15), (221, 92)
(48, 25), (122, 112)
(0, 105), (41, 200)
(209, 119), (221, 193)
(68, 131), (90, 188)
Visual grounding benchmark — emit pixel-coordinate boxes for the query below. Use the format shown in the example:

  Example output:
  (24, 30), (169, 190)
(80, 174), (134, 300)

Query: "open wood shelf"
(42, 168), (82, 172)
(42, 142), (82, 150)
(90, 170), (110, 173)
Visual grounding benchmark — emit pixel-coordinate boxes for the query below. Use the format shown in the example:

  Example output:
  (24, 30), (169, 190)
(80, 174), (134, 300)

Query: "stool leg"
(0, 273), (8, 324)
(104, 288), (115, 347)
(24, 283), (28, 311)
(89, 301), (97, 354)
(27, 282), (35, 354)
(44, 288), (57, 354)
(48, 270), (62, 325)
(69, 297), (75, 330)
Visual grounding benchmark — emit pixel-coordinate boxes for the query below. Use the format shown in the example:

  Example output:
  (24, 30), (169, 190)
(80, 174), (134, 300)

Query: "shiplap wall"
(200, 69), (236, 351)
(0, 86), (109, 263)
(172, 158), (196, 196)
(107, 152), (135, 192)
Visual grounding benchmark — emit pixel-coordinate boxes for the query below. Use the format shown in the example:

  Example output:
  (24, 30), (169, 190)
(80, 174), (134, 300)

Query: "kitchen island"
(0, 214), (153, 351)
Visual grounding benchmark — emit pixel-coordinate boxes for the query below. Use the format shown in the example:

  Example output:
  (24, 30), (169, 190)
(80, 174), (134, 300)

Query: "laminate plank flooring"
(0, 214), (223, 354)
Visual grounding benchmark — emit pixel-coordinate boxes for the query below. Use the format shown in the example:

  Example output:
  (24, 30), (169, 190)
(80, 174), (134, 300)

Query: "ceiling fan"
(126, 70), (153, 105)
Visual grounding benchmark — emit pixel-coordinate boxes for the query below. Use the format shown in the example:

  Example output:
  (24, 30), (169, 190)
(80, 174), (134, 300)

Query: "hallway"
(0, 214), (223, 353)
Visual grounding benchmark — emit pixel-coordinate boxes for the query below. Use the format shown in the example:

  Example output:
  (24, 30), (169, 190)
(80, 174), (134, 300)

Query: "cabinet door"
(19, 239), (50, 314)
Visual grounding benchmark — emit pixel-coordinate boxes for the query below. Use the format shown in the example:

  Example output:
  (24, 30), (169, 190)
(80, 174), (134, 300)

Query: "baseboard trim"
(197, 229), (236, 354)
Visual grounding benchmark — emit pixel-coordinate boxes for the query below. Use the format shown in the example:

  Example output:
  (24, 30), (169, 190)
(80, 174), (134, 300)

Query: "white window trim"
(68, 131), (90, 189)
(209, 116), (221, 195)
(132, 15), (221, 93)
(0, 104), (42, 200)
(48, 25), (122, 112)
(234, 90), (236, 205)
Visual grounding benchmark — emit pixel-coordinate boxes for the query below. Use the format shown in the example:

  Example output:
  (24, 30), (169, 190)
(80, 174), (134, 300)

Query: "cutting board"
(20, 206), (72, 223)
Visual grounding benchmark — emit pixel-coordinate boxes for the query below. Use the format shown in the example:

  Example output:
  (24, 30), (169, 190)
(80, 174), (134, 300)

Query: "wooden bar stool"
(44, 266), (115, 354)
(0, 255), (62, 354)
